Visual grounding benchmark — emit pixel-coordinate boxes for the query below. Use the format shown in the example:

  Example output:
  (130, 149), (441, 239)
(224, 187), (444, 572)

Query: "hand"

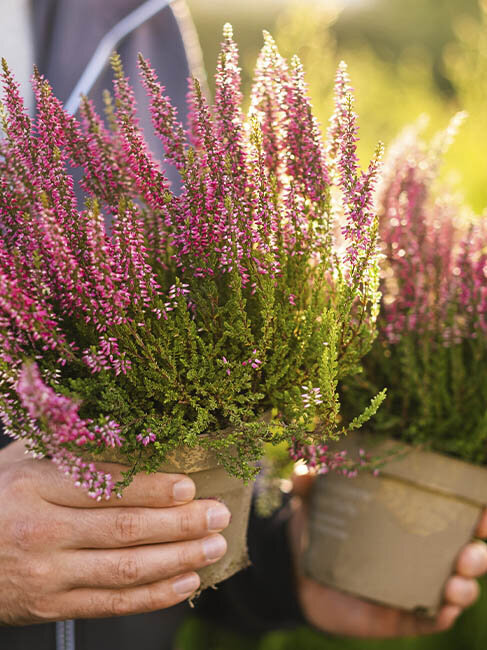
(289, 470), (487, 638)
(0, 442), (230, 626)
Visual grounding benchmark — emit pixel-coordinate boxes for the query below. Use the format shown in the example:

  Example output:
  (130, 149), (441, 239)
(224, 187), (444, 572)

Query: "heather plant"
(0, 26), (384, 499)
(342, 118), (487, 464)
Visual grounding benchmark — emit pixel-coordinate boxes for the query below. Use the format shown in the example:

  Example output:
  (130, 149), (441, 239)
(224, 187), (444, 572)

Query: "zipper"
(56, 619), (76, 650)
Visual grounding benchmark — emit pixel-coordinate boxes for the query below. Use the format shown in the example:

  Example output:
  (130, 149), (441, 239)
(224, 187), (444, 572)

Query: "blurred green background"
(180, 1), (487, 648)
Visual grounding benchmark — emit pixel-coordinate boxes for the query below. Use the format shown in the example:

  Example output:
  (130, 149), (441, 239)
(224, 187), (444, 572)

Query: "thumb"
(291, 464), (316, 499)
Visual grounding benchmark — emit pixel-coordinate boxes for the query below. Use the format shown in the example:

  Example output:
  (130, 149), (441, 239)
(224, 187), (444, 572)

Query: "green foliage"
(344, 335), (487, 464)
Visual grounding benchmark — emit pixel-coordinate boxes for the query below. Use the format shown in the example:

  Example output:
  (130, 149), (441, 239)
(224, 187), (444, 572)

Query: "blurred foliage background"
(180, 0), (487, 648)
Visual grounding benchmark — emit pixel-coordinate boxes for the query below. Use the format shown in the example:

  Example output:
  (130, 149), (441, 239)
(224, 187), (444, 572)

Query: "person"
(1, 2), (487, 648)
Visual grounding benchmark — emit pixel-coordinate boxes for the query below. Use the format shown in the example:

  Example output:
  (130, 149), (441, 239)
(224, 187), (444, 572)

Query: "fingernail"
(207, 504), (231, 532)
(173, 573), (200, 596)
(203, 535), (227, 561)
(172, 479), (195, 503)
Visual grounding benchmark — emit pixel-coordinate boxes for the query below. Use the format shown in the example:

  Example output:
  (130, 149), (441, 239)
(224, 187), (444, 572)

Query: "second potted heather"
(0, 28), (384, 591)
(304, 116), (487, 615)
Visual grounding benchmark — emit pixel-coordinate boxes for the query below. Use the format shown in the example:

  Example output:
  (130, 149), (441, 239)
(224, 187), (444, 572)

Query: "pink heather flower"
(324, 63), (384, 275)
(92, 420), (124, 448)
(16, 363), (121, 499)
(242, 349), (262, 370)
(283, 56), (329, 204)
(249, 31), (289, 181)
(111, 54), (171, 213)
(136, 431), (156, 446)
(221, 356), (231, 376)
(32, 74), (79, 233)
(290, 438), (373, 477)
(332, 69), (383, 267)
(17, 363), (119, 447)
(82, 336), (132, 376)
(301, 385), (323, 409)
(377, 118), (483, 344)
(138, 54), (187, 171)
(0, 267), (59, 349)
(326, 61), (352, 179)
(164, 282), (191, 313)
(214, 24), (246, 180)
(111, 201), (161, 308)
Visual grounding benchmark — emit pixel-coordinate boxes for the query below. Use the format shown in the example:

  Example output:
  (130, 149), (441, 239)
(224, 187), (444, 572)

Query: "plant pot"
(89, 444), (253, 593)
(303, 432), (487, 616)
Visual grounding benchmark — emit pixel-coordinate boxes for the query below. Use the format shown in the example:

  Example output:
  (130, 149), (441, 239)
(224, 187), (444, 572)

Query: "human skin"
(290, 471), (487, 638)
(4, 440), (486, 635)
(0, 440), (230, 626)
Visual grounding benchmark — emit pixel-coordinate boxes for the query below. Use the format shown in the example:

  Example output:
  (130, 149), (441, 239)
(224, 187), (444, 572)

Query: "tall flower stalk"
(0, 27), (384, 497)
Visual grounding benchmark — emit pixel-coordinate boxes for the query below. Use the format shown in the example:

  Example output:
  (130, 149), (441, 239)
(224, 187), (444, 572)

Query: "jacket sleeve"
(195, 495), (307, 636)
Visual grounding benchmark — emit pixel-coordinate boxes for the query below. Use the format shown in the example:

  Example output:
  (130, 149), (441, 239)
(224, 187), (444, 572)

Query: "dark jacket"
(0, 2), (304, 648)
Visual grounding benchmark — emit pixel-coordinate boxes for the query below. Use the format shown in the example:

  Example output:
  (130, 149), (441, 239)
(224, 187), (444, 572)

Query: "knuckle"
(24, 559), (52, 586)
(177, 509), (195, 538)
(114, 510), (143, 545)
(27, 595), (60, 622)
(176, 543), (196, 571)
(102, 584), (176, 618)
(11, 517), (44, 552)
(143, 473), (175, 504)
(142, 584), (171, 613)
(116, 554), (140, 585)
(108, 590), (133, 617)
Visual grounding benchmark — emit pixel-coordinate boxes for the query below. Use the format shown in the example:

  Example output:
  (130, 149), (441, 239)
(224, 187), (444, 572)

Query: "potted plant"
(0, 27), (383, 592)
(304, 110), (487, 615)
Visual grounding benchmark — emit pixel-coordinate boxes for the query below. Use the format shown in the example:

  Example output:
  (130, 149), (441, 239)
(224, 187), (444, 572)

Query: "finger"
(61, 500), (231, 549)
(62, 534), (227, 589)
(34, 573), (201, 621)
(339, 599), (453, 638)
(434, 605), (462, 632)
(456, 541), (487, 578)
(444, 575), (479, 608)
(475, 509), (487, 538)
(395, 604), (461, 637)
(300, 577), (458, 639)
(27, 458), (196, 508)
